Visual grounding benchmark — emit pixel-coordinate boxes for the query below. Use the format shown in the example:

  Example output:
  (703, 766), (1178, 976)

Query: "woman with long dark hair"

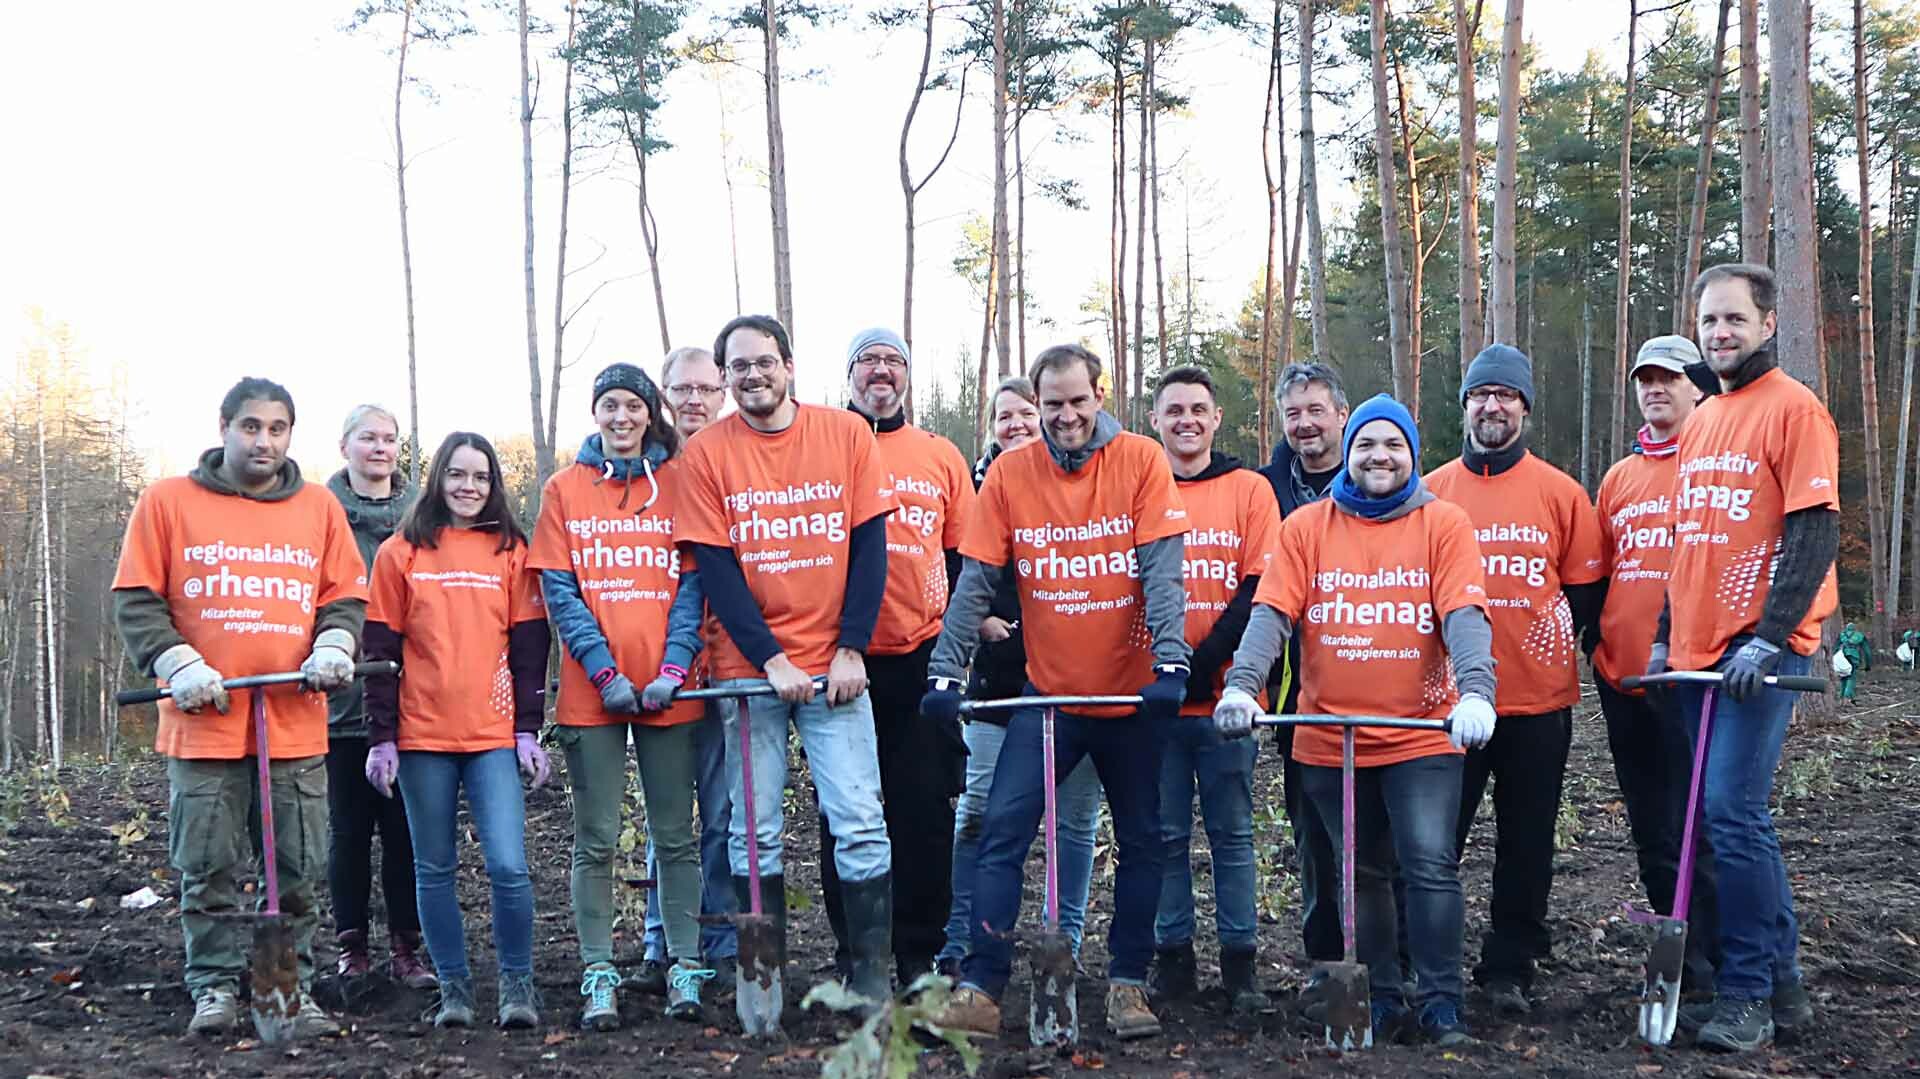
(361, 431), (553, 1030)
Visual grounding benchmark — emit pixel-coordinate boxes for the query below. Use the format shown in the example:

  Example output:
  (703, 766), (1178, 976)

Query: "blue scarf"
(1329, 393), (1421, 519)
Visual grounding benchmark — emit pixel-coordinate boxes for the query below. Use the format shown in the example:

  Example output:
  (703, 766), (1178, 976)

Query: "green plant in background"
(1252, 769), (1296, 923)
(1782, 751), (1837, 802)
(805, 974), (982, 1078)
(1553, 798), (1582, 853)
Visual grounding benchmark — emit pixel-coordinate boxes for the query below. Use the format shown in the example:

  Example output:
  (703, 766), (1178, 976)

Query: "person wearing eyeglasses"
(1424, 345), (1607, 1019)
(663, 346), (729, 436)
(673, 315), (901, 1009)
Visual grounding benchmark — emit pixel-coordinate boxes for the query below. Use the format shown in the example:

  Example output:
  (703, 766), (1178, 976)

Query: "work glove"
(641, 664), (687, 712)
(300, 628), (357, 691)
(516, 732), (552, 789)
(1139, 663), (1190, 723)
(1720, 637), (1782, 703)
(919, 676), (965, 724)
(1448, 693), (1497, 751)
(364, 741), (399, 798)
(1643, 643), (1670, 681)
(1213, 687), (1261, 740)
(155, 644), (229, 714)
(593, 669), (642, 715)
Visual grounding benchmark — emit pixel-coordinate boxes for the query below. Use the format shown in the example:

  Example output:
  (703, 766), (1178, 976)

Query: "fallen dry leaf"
(709, 1051), (740, 1064)
(1524, 1045), (1541, 1060)
(1636, 1065), (1663, 1074)
(543, 1030), (570, 1045)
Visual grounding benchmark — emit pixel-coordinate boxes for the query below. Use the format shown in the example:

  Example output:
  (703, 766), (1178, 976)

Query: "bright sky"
(2, 0), (1670, 480)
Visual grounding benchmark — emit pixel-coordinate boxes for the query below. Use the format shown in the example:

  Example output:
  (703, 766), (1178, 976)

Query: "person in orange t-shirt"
(1594, 336), (1721, 998)
(1142, 365), (1281, 1013)
(1646, 264), (1839, 1052)
(672, 315), (900, 1007)
(359, 432), (552, 1031)
(920, 344), (1192, 1042)
(1213, 394), (1495, 1044)
(111, 377), (368, 1038)
(813, 328), (976, 984)
(1424, 344), (1606, 1015)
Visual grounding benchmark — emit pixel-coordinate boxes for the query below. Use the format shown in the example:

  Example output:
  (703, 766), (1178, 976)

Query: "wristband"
(590, 667), (617, 689)
(658, 663), (688, 686)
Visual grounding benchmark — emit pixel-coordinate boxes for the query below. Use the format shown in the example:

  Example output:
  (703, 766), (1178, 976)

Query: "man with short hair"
(112, 377), (370, 1037)
(819, 327), (975, 984)
(1656, 263), (1839, 1052)
(1146, 365), (1282, 1014)
(921, 344), (1191, 1041)
(674, 315), (901, 1006)
(1595, 335), (1719, 997)
(1425, 344), (1608, 1016)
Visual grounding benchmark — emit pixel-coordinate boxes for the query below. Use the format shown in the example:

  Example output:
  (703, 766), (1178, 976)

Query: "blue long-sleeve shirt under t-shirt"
(541, 567), (707, 680)
(689, 513), (889, 670)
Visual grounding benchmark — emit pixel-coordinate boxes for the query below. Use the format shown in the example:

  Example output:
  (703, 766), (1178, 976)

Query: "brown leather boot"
(335, 930), (371, 979)
(920, 985), (1001, 1039)
(389, 930), (438, 989)
(1105, 981), (1163, 1040)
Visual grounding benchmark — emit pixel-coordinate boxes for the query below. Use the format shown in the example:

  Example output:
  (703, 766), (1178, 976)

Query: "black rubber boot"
(1220, 946), (1268, 1015)
(1151, 942), (1198, 1002)
(842, 874), (895, 1014)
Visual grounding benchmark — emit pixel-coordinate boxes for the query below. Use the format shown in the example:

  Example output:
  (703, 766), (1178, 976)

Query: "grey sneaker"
(433, 976), (477, 1029)
(1771, 977), (1813, 1043)
(292, 995), (340, 1038)
(665, 959), (717, 1022)
(579, 962), (622, 1031)
(498, 971), (541, 1030)
(188, 987), (238, 1036)
(1482, 980), (1531, 1018)
(1697, 997), (1774, 1053)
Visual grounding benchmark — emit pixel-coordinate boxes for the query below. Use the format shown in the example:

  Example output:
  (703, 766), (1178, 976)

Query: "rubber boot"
(1151, 941), (1197, 1002)
(841, 874), (895, 1014)
(1220, 946), (1268, 1015)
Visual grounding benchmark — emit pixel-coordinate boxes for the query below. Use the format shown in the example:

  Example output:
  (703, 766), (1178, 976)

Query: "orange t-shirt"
(1425, 453), (1606, 715)
(673, 404), (898, 679)
(1668, 367), (1840, 670)
(1256, 498), (1488, 767)
(963, 432), (1189, 716)
(112, 476), (369, 761)
(528, 460), (704, 728)
(870, 424), (976, 656)
(1176, 466), (1282, 716)
(1594, 449), (1681, 693)
(366, 529), (544, 753)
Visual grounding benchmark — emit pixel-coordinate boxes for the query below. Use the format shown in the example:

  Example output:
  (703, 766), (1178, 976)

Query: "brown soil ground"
(2, 672), (1916, 1079)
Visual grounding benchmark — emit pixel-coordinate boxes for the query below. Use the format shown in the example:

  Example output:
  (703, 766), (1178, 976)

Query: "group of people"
(114, 260), (1838, 1057)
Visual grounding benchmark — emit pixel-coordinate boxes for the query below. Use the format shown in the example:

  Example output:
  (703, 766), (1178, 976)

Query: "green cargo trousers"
(166, 755), (329, 998)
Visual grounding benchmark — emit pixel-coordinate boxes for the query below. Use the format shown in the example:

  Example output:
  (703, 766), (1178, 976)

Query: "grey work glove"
(155, 644), (229, 714)
(596, 672), (642, 715)
(1720, 638), (1782, 703)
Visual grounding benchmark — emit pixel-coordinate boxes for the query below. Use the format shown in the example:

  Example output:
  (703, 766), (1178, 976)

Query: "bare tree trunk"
(632, 5), (670, 355)
(992, 0), (1013, 375)
(37, 405), (58, 768)
(1394, 50), (1431, 419)
(763, 0), (795, 337)
(1299, 0), (1330, 363)
(1258, 0), (1281, 452)
(1150, 47), (1168, 383)
(518, 0), (550, 480)
(1580, 286), (1595, 490)
(1893, 184), (1920, 624)
(1015, 34), (1029, 371)
(714, 71), (745, 315)
(1454, 0), (1484, 366)
(394, 0), (423, 489)
(548, 0), (579, 469)
(1371, 0), (1415, 403)
(1770, 0), (1816, 388)
(1112, 36), (1130, 413)
(1679, 0), (1733, 332)
(1739, 0), (1768, 262)
(1132, 34), (1150, 423)
(1610, 0), (1638, 464)
(900, 0), (935, 349)
(1855, 0), (1891, 647)
(1488, 0), (1523, 344)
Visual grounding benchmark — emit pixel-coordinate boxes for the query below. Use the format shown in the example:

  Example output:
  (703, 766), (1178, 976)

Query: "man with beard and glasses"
(1425, 345), (1607, 1018)
(920, 344), (1191, 1042)
(1655, 264), (1838, 1053)
(673, 315), (902, 1009)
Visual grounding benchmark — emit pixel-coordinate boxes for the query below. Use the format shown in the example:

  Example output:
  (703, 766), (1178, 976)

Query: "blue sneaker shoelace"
(580, 965), (622, 1011)
(668, 963), (717, 1000)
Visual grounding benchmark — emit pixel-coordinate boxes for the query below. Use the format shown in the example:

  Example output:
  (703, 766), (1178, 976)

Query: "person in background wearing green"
(1836, 621), (1870, 700)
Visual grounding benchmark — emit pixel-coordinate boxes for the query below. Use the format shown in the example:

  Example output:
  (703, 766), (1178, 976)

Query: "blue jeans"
(939, 720), (1103, 963)
(644, 705), (739, 962)
(961, 705), (1165, 998)
(717, 678), (891, 882)
(1157, 718), (1258, 951)
(397, 748), (533, 981)
(1673, 650), (1811, 1001)
(1302, 752), (1465, 1010)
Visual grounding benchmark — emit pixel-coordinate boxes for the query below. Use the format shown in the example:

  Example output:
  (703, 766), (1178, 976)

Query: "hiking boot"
(630, 958), (669, 995)
(497, 971), (541, 1030)
(665, 958), (717, 1022)
(1151, 941), (1198, 1002)
(1220, 946), (1270, 1015)
(1370, 998), (1411, 1044)
(1771, 976), (1814, 1043)
(335, 930), (371, 980)
(293, 995), (341, 1038)
(920, 984), (1001, 1038)
(390, 931), (438, 990)
(841, 874), (896, 1013)
(1418, 998), (1473, 1047)
(1482, 979), (1531, 1018)
(707, 955), (738, 988)
(1697, 996), (1774, 1053)
(579, 962), (622, 1031)
(433, 976), (476, 1029)
(188, 987), (238, 1036)
(1105, 981), (1162, 1040)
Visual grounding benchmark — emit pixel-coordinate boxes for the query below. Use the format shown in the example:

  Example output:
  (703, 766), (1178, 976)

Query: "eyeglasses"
(1465, 387), (1523, 405)
(726, 356), (781, 377)
(852, 354), (909, 370)
(666, 382), (725, 398)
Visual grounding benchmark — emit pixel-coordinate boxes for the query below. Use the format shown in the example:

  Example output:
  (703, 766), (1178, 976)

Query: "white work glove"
(1212, 687), (1261, 740)
(1448, 693), (1497, 751)
(300, 628), (357, 691)
(155, 643), (229, 714)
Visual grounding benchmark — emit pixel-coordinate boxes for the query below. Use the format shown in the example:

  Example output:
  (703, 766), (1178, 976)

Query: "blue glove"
(1720, 638), (1781, 702)
(1138, 664), (1189, 722)
(920, 676), (965, 723)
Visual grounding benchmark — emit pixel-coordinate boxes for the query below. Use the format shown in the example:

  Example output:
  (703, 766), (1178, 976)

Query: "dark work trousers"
(1596, 678), (1721, 990)
(821, 639), (968, 976)
(1455, 708), (1572, 990)
(325, 735), (421, 936)
(1275, 723), (1342, 963)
